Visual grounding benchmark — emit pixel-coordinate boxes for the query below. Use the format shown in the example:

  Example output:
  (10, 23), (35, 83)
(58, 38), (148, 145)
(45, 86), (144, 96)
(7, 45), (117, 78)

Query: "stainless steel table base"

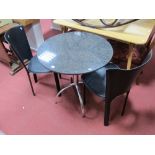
(56, 76), (85, 117)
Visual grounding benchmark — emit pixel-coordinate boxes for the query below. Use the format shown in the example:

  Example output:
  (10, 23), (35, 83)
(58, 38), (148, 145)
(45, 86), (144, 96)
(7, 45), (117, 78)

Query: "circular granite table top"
(37, 31), (113, 75)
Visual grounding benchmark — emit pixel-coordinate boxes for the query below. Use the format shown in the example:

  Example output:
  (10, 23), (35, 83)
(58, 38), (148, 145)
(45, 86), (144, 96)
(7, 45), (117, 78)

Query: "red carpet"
(0, 20), (155, 134)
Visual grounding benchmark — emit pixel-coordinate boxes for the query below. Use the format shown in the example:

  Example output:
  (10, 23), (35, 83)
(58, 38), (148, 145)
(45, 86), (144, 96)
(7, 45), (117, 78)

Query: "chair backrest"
(105, 51), (152, 102)
(4, 25), (32, 67)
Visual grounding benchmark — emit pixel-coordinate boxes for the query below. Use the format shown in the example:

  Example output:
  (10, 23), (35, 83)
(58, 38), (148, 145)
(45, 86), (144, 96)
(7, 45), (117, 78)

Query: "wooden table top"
(13, 19), (39, 27)
(54, 19), (155, 45)
(0, 23), (19, 35)
(0, 19), (39, 35)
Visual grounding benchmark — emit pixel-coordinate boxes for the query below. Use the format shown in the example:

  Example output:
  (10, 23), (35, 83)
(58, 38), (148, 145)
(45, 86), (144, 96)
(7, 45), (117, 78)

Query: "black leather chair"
(82, 51), (152, 126)
(4, 25), (61, 96)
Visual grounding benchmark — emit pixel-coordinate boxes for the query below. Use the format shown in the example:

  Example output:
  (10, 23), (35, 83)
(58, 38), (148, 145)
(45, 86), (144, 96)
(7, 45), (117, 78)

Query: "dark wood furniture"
(0, 23), (19, 75)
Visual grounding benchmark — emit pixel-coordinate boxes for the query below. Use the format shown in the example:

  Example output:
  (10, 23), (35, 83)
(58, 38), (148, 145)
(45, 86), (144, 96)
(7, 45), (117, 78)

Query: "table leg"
(56, 82), (76, 97)
(56, 75), (85, 116)
(53, 73), (61, 93)
(0, 39), (23, 75)
(127, 44), (134, 70)
(75, 84), (85, 117)
(61, 26), (68, 33)
(127, 44), (143, 84)
(0, 39), (11, 66)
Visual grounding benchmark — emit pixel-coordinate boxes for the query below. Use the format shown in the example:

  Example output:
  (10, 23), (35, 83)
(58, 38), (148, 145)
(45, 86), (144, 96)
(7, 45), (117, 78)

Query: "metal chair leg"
(136, 70), (143, 85)
(70, 76), (73, 83)
(121, 90), (130, 116)
(104, 101), (111, 126)
(27, 72), (35, 96)
(83, 84), (86, 105)
(59, 74), (62, 79)
(33, 74), (38, 83)
(53, 73), (61, 94)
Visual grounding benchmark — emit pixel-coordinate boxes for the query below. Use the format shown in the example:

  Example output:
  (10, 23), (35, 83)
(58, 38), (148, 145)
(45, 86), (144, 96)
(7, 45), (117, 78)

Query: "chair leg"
(121, 90), (130, 116)
(33, 74), (38, 83)
(83, 84), (86, 105)
(53, 73), (61, 93)
(70, 76), (73, 83)
(104, 100), (111, 126)
(27, 72), (35, 96)
(59, 74), (62, 79)
(136, 70), (143, 85)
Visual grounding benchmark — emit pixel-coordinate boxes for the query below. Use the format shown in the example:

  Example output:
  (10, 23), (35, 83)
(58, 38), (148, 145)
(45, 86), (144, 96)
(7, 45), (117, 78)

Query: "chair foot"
(104, 101), (111, 126)
(83, 84), (86, 105)
(82, 114), (85, 118)
(33, 74), (38, 83)
(70, 77), (73, 83)
(121, 90), (130, 116)
(59, 74), (62, 79)
(136, 70), (143, 85)
(27, 72), (36, 96)
(53, 73), (61, 96)
(104, 122), (109, 126)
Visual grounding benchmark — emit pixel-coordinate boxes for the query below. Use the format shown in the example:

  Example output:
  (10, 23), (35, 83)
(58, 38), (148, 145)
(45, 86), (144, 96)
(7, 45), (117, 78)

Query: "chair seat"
(82, 63), (119, 98)
(28, 56), (50, 73)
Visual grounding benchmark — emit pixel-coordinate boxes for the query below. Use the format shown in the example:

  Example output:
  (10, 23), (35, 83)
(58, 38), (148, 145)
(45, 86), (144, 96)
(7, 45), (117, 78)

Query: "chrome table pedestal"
(56, 75), (85, 117)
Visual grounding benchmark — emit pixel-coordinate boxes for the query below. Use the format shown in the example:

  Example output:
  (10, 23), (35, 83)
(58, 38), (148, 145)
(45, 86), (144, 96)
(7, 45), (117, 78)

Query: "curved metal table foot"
(56, 83), (76, 97)
(75, 84), (85, 117)
(56, 81), (85, 117)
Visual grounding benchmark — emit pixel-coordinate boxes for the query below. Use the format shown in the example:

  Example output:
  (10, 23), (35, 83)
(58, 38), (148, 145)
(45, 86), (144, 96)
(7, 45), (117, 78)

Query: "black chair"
(4, 25), (61, 96)
(82, 51), (152, 126)
(136, 26), (155, 84)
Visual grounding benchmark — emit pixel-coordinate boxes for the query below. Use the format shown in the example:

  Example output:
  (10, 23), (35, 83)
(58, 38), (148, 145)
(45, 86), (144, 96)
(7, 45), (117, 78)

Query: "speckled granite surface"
(37, 31), (113, 74)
